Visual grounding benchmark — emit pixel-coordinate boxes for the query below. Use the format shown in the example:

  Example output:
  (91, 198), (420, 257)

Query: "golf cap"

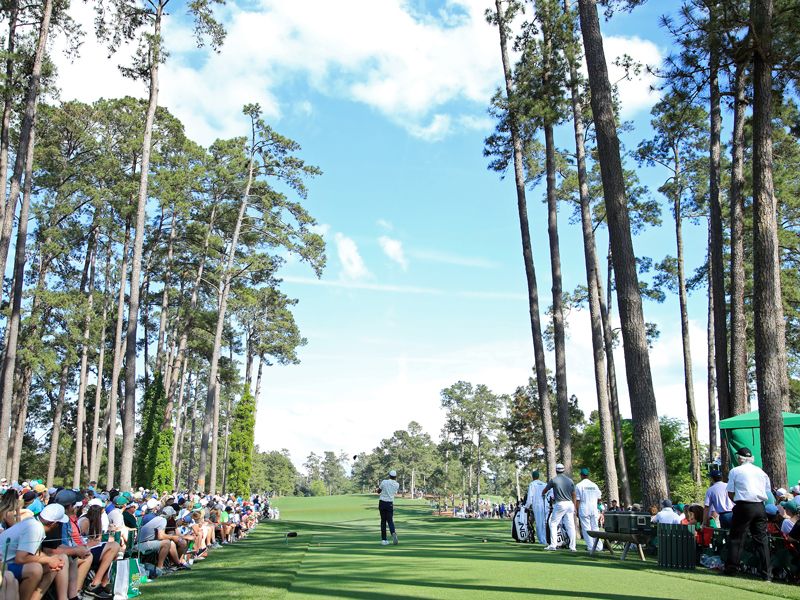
(579, 468), (590, 477)
(709, 469), (722, 479)
(40, 503), (69, 524)
(661, 499), (673, 508)
(777, 488), (788, 497)
(87, 498), (104, 508)
(33, 484), (46, 494)
(114, 495), (128, 507)
(555, 463), (565, 473)
(766, 503), (779, 516)
(146, 499), (159, 511)
(388, 470), (397, 477)
(22, 491), (36, 502)
(782, 500), (799, 514)
(736, 447), (753, 458)
(161, 506), (177, 517)
(531, 470), (540, 479)
(55, 489), (82, 507)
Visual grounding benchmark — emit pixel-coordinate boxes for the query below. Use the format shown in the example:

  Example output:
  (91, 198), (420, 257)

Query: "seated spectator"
(0, 502), (66, 600)
(76, 500), (120, 595)
(766, 504), (783, 535)
(652, 500), (683, 525)
(133, 504), (189, 576)
(0, 489), (30, 530)
(781, 501), (798, 536)
(40, 498), (95, 600)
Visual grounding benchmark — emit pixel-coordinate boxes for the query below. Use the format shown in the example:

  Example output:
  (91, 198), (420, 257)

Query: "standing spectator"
(575, 468), (603, 552)
(542, 463), (576, 552)
(703, 469), (734, 528)
(725, 447), (771, 581)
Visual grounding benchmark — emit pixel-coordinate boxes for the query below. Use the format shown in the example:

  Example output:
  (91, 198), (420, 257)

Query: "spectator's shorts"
(90, 542), (107, 570)
(6, 562), (24, 581)
(135, 540), (162, 555)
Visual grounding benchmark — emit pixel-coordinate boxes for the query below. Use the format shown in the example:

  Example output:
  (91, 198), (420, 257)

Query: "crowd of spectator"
(0, 478), (272, 600)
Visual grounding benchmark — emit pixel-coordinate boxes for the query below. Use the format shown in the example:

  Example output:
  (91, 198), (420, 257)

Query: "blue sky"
(54, 0), (718, 468)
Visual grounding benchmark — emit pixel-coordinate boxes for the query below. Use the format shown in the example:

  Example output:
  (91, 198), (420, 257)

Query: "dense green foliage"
(227, 385), (256, 497)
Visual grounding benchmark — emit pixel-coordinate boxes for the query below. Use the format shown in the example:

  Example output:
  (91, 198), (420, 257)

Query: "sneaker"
(153, 568), (165, 578)
(177, 562), (191, 571)
(544, 546), (557, 551)
(392, 533), (398, 545)
(381, 540), (389, 545)
(84, 585), (112, 599)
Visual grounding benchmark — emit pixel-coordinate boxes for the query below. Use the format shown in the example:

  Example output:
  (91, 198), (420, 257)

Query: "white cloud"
(334, 233), (370, 280)
(376, 219), (394, 231)
(378, 236), (408, 270)
(604, 36), (663, 117)
(52, 2), (664, 145)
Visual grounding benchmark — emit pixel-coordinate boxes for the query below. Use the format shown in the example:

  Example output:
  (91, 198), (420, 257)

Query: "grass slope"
(142, 495), (795, 600)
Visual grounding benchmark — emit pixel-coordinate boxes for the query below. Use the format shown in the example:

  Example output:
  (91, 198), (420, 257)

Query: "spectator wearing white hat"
(542, 463), (577, 552)
(0, 502), (66, 600)
(375, 470), (399, 545)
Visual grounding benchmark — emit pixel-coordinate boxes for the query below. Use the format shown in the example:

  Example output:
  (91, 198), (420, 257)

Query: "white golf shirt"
(379, 479), (399, 502)
(575, 478), (602, 516)
(726, 462), (771, 502)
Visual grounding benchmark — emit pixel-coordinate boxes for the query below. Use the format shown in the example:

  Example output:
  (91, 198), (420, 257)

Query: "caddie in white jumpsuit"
(542, 463), (577, 552)
(524, 470), (548, 544)
(575, 467), (602, 551)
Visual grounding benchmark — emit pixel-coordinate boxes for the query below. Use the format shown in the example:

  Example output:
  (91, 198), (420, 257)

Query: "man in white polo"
(376, 470), (400, 546)
(542, 463), (576, 552)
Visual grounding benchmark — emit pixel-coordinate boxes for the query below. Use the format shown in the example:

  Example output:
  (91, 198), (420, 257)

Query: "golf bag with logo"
(545, 499), (570, 549)
(511, 506), (530, 542)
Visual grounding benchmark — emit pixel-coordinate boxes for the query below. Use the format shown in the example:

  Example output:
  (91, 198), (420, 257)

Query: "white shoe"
(392, 533), (398, 545)
(381, 540), (389, 545)
(544, 546), (557, 551)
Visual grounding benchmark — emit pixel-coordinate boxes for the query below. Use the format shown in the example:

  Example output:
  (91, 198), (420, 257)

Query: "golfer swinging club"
(376, 470), (400, 545)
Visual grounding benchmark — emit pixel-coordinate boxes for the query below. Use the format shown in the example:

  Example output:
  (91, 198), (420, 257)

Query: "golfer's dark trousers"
(725, 500), (770, 579)
(379, 500), (395, 540)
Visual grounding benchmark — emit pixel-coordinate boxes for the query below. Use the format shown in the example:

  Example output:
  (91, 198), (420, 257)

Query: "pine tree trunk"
(0, 1), (18, 237)
(210, 375), (221, 492)
(120, 6), (163, 490)
(751, 0), (788, 487)
(74, 231), (97, 489)
(198, 141), (256, 492)
(564, 8), (618, 500)
(673, 157), (701, 487)
(89, 249), (112, 482)
(0, 128), (37, 478)
(187, 378), (200, 491)
(221, 389), (233, 493)
(0, 0), (53, 477)
(155, 210), (176, 376)
(170, 354), (188, 465)
(106, 220), (131, 489)
(708, 35), (732, 435)
(10, 374), (26, 481)
(595, 232), (632, 506)
(576, 0), (668, 508)
(254, 356), (264, 403)
(46, 363), (69, 487)
(707, 237), (718, 463)
(545, 121), (571, 473)
(167, 205), (216, 412)
(729, 61), (748, 417)
(493, 0), (556, 476)
(172, 367), (190, 486)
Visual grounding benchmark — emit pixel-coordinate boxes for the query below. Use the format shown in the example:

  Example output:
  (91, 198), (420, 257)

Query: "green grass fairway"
(142, 495), (797, 599)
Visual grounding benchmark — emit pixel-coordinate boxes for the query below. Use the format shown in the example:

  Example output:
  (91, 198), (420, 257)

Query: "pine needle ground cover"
(143, 495), (797, 600)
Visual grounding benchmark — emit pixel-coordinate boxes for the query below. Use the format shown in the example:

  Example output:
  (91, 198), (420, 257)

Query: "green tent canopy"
(719, 410), (800, 487)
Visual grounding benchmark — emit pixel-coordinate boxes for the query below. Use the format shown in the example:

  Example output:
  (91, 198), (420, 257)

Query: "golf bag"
(512, 507), (530, 542)
(545, 501), (570, 549)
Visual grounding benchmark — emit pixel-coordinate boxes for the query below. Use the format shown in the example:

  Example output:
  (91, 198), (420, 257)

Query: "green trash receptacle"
(658, 524), (696, 570)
